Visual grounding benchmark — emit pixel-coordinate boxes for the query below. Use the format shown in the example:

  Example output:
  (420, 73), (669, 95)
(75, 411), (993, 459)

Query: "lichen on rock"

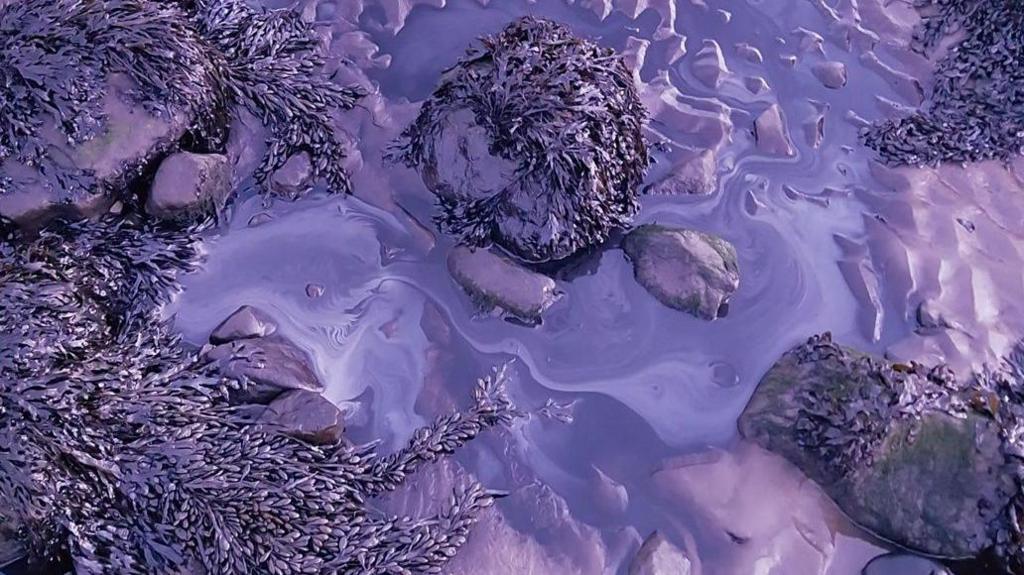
(387, 16), (650, 263)
(739, 333), (1024, 572)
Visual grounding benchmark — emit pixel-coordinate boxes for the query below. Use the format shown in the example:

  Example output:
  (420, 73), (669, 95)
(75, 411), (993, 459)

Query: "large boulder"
(622, 224), (739, 320)
(388, 17), (650, 263)
(739, 333), (1021, 566)
(447, 245), (561, 323)
(0, 75), (192, 227)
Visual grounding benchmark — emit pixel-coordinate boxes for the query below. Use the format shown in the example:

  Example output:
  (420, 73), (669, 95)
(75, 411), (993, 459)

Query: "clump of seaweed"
(387, 17), (650, 263)
(788, 333), (1024, 571)
(0, 0), (364, 199)
(863, 0), (1024, 166)
(0, 217), (518, 574)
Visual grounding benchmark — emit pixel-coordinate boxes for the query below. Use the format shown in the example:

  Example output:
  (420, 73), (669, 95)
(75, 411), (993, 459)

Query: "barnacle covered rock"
(0, 0), (364, 227)
(0, 217), (519, 574)
(863, 0), (1024, 165)
(388, 17), (650, 263)
(739, 334), (1024, 571)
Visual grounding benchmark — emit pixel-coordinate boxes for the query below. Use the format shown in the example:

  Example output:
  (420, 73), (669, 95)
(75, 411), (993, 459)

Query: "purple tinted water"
(165, 0), (1018, 572)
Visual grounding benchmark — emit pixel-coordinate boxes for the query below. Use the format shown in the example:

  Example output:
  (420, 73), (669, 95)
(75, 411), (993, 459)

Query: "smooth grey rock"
(754, 104), (796, 157)
(271, 152), (313, 197)
(647, 149), (716, 196)
(812, 61), (848, 89)
(207, 335), (324, 404)
(0, 74), (191, 227)
(447, 246), (560, 322)
(146, 152), (231, 218)
(862, 553), (951, 575)
(628, 532), (692, 575)
(209, 305), (278, 344)
(622, 225), (739, 320)
(260, 390), (344, 445)
(690, 40), (729, 89)
(739, 338), (1013, 560)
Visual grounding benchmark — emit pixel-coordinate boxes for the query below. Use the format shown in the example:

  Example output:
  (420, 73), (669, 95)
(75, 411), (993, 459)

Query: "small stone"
(647, 149), (717, 196)
(916, 299), (955, 331)
(744, 76), (770, 94)
(812, 61), (848, 89)
(206, 335), (324, 404)
(447, 246), (560, 323)
(209, 305), (278, 344)
(754, 104), (796, 157)
(305, 283), (325, 298)
(622, 225), (740, 320)
(690, 40), (729, 89)
(779, 54), (798, 67)
(146, 152), (231, 219)
(270, 152), (313, 197)
(248, 212), (273, 227)
(628, 532), (692, 575)
(260, 390), (344, 445)
(734, 42), (763, 64)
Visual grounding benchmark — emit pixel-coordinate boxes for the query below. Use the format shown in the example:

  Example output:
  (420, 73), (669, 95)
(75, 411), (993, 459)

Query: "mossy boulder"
(622, 224), (739, 320)
(739, 334), (1017, 561)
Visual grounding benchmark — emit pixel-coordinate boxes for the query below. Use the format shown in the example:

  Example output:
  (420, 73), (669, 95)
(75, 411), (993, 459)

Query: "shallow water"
(164, 0), (1024, 572)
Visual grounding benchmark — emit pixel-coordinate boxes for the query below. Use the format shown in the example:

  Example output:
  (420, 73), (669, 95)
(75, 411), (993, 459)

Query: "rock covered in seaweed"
(622, 224), (739, 320)
(739, 333), (1024, 571)
(863, 0), (1024, 166)
(0, 217), (521, 574)
(387, 17), (650, 263)
(0, 0), (365, 227)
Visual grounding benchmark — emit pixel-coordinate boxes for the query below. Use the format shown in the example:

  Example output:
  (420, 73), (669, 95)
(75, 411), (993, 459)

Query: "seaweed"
(0, 217), (519, 574)
(0, 0), (365, 200)
(387, 17), (650, 263)
(863, 0), (1024, 166)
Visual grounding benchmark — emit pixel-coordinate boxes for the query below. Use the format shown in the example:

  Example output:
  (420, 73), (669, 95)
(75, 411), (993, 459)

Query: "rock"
(647, 149), (717, 196)
(591, 466), (629, 517)
(0, 74), (191, 227)
(447, 246), (560, 323)
(628, 532), (692, 575)
(690, 40), (729, 89)
(270, 152), (313, 197)
(390, 17), (650, 263)
(916, 299), (955, 331)
(862, 553), (951, 575)
(734, 42), (763, 64)
(738, 334), (1014, 560)
(209, 305), (278, 344)
(754, 104), (796, 157)
(146, 152), (231, 218)
(206, 335), (325, 404)
(744, 76), (770, 94)
(621, 225), (739, 320)
(812, 61), (848, 89)
(260, 390), (344, 445)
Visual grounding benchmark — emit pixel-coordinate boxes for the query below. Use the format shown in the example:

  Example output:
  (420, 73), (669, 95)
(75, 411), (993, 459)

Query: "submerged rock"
(647, 148), (717, 196)
(621, 224), (739, 320)
(388, 17), (650, 263)
(862, 553), (952, 575)
(260, 390), (344, 445)
(628, 532), (692, 575)
(739, 334), (1024, 568)
(691, 39), (729, 89)
(206, 335), (325, 404)
(447, 245), (560, 323)
(146, 152), (231, 219)
(754, 104), (796, 157)
(209, 305), (278, 344)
